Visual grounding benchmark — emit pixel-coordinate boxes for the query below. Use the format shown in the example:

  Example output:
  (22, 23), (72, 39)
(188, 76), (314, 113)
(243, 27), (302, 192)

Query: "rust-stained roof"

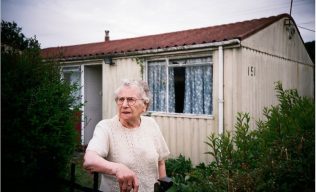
(41, 13), (292, 59)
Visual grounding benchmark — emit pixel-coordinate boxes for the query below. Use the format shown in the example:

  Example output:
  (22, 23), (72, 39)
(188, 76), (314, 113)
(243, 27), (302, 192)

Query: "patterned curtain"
(183, 58), (212, 114)
(148, 61), (167, 112)
(203, 65), (212, 114)
(168, 68), (175, 113)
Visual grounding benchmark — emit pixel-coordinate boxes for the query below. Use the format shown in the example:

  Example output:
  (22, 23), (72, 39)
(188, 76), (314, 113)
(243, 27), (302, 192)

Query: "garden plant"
(2, 20), (81, 191)
(166, 82), (314, 192)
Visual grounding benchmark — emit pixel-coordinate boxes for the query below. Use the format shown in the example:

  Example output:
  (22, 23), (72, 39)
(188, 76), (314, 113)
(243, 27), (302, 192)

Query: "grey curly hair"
(114, 79), (151, 107)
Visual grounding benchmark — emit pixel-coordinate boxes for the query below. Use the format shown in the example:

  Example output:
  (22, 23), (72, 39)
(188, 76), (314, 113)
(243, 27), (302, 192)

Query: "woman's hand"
(84, 150), (139, 191)
(115, 163), (139, 192)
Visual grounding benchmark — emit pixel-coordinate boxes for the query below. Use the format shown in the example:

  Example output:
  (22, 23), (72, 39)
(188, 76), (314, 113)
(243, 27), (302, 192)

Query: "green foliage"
(166, 154), (193, 177)
(136, 57), (145, 77)
(2, 21), (80, 191)
(1, 20), (40, 53)
(165, 155), (194, 191)
(166, 82), (314, 192)
(255, 82), (315, 191)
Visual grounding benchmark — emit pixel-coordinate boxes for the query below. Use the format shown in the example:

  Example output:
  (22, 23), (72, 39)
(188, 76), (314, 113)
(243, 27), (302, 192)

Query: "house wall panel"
(222, 48), (242, 133)
(237, 47), (313, 128)
(152, 114), (215, 165)
(242, 18), (313, 65)
(232, 17), (314, 129)
(298, 64), (314, 97)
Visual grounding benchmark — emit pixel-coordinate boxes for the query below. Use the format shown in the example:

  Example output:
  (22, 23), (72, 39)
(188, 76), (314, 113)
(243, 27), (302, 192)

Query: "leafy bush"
(165, 155), (194, 191)
(166, 82), (314, 192)
(2, 21), (80, 191)
(166, 154), (193, 177)
(254, 82), (315, 191)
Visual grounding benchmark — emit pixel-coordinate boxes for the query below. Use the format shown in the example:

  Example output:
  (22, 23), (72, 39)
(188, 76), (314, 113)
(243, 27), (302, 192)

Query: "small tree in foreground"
(166, 82), (314, 192)
(2, 20), (80, 191)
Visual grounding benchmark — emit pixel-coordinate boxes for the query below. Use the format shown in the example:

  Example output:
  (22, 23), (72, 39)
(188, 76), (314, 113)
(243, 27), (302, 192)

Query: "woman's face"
(116, 85), (147, 124)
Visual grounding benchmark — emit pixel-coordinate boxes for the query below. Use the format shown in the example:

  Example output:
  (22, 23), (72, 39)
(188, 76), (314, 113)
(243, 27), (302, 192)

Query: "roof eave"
(49, 38), (241, 62)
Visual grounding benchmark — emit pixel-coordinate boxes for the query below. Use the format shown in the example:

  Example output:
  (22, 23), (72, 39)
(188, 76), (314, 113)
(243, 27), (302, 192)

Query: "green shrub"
(204, 113), (260, 192)
(255, 82), (315, 191)
(2, 21), (80, 191)
(165, 155), (196, 191)
(166, 82), (314, 192)
(166, 154), (193, 177)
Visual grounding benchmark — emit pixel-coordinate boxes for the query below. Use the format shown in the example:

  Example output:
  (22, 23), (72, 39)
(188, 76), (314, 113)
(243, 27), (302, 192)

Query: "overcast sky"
(2, 0), (315, 48)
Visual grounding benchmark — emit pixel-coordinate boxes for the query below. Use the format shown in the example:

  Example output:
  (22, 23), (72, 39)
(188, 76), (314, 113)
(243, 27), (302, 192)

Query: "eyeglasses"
(115, 97), (144, 106)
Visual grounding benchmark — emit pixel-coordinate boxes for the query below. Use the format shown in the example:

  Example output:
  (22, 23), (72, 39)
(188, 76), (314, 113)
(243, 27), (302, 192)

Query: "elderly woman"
(83, 79), (170, 192)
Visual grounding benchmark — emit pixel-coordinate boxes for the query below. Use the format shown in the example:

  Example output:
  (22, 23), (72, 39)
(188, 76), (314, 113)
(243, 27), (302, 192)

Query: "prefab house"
(42, 13), (314, 165)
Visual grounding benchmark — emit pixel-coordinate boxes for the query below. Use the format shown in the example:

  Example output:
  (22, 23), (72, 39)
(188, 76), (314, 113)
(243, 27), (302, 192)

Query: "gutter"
(133, 39), (241, 55)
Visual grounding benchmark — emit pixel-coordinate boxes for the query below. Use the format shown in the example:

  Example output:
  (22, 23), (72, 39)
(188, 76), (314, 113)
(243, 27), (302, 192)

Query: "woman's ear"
(144, 103), (149, 112)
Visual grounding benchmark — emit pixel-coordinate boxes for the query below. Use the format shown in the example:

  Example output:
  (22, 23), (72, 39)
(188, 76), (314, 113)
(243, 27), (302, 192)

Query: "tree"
(2, 21), (80, 191)
(1, 20), (40, 52)
(304, 41), (315, 64)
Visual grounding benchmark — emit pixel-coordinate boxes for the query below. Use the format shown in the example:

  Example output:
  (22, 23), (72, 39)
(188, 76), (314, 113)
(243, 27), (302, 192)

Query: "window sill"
(144, 111), (214, 120)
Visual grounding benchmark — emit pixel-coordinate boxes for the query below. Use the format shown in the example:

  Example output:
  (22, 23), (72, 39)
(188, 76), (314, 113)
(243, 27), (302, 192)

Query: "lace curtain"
(148, 61), (167, 112)
(168, 68), (175, 113)
(183, 65), (212, 115)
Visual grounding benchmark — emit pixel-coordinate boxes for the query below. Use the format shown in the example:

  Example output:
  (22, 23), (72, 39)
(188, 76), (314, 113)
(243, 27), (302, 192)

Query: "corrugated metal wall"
(224, 17), (314, 130)
(234, 46), (314, 129)
(152, 114), (216, 165)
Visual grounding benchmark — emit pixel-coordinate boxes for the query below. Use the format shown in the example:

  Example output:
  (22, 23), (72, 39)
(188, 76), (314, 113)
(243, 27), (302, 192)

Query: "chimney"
(105, 30), (110, 41)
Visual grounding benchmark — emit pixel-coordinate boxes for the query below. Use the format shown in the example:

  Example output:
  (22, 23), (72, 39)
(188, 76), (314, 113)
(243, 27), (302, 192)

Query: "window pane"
(147, 61), (167, 112)
(147, 57), (212, 115)
(62, 67), (81, 107)
(183, 65), (212, 114)
(203, 65), (213, 114)
(169, 67), (184, 113)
